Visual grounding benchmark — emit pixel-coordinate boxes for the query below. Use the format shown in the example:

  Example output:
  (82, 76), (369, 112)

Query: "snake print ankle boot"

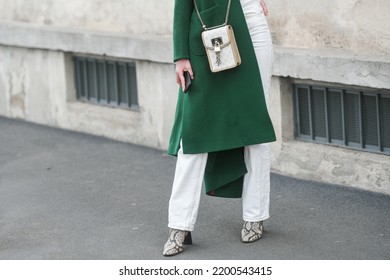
(241, 221), (264, 243)
(163, 228), (192, 256)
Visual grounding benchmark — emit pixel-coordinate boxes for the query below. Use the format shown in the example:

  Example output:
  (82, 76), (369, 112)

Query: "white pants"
(168, 0), (273, 231)
(168, 144), (271, 231)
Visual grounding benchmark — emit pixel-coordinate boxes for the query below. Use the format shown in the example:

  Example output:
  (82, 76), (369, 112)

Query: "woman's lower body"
(164, 0), (274, 255)
(168, 143), (271, 231)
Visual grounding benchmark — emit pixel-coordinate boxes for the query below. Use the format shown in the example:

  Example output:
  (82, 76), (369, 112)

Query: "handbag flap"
(201, 26), (231, 50)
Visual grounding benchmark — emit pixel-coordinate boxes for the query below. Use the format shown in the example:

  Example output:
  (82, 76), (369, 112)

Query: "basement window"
(293, 84), (390, 154)
(74, 56), (139, 109)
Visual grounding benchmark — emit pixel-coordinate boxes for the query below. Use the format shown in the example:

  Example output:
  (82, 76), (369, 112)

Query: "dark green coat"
(168, 0), (276, 198)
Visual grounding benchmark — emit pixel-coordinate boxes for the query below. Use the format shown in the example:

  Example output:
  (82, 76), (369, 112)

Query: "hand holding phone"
(175, 59), (193, 93)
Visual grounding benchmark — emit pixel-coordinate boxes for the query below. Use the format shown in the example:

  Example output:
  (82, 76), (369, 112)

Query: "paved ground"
(0, 116), (389, 260)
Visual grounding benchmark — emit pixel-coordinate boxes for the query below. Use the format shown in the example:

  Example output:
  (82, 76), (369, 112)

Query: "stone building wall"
(268, 0), (390, 56)
(1, 0), (389, 56)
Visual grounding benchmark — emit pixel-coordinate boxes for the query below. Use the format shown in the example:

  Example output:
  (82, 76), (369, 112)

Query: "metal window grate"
(294, 84), (390, 154)
(74, 56), (138, 109)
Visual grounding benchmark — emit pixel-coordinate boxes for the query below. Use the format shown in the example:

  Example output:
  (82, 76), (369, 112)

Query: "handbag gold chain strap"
(194, 0), (232, 30)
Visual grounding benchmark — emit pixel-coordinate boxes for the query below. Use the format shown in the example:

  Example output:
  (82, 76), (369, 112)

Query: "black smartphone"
(183, 71), (192, 93)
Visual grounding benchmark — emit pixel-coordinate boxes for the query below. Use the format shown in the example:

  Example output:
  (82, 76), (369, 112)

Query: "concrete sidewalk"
(0, 116), (389, 260)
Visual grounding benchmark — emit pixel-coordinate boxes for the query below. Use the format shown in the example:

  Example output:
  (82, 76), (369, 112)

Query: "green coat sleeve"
(173, 0), (193, 62)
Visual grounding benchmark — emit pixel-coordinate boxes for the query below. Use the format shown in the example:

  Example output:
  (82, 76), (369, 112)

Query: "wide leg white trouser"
(168, 146), (208, 231)
(168, 0), (273, 231)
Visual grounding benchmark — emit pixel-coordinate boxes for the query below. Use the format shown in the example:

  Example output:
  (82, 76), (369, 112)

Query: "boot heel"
(183, 232), (192, 245)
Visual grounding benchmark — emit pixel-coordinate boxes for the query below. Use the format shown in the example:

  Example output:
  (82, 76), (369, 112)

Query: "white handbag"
(194, 0), (241, 73)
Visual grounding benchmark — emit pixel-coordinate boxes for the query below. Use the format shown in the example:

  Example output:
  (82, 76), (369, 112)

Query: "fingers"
(175, 73), (181, 86)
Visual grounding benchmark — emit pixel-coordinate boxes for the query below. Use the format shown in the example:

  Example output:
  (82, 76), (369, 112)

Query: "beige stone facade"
(0, 0), (389, 194)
